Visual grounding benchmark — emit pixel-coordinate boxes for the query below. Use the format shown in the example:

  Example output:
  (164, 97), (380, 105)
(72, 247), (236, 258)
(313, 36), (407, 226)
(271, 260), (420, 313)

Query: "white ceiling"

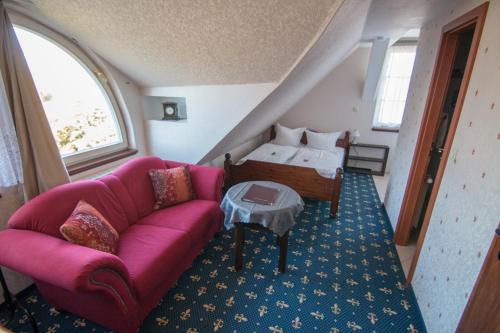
(20, 0), (342, 87)
(10, 0), (457, 89)
(362, 0), (456, 42)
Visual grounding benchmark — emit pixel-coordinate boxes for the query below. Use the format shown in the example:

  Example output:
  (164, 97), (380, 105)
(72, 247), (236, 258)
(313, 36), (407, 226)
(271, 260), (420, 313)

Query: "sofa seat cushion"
(137, 200), (221, 243)
(117, 225), (191, 300)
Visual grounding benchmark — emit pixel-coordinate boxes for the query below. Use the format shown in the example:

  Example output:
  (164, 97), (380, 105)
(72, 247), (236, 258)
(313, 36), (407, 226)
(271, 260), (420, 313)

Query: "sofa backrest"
(104, 156), (165, 220)
(8, 180), (130, 238)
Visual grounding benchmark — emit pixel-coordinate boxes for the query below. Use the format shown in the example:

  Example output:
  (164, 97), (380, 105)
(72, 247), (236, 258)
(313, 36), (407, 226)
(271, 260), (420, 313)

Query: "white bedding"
(239, 143), (299, 164)
(288, 146), (345, 178)
(238, 143), (344, 179)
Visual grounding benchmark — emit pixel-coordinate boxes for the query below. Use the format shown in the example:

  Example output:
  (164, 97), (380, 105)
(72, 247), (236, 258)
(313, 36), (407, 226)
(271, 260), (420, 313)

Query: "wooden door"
(394, 2), (489, 248)
(390, 3), (490, 286)
(456, 226), (500, 332)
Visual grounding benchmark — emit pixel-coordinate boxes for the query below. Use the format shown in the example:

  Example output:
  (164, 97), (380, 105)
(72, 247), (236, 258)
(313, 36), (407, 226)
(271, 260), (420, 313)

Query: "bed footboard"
(224, 154), (343, 217)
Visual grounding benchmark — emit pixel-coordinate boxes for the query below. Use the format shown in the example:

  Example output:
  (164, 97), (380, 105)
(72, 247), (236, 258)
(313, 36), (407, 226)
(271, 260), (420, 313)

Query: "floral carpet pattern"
(0, 172), (426, 333)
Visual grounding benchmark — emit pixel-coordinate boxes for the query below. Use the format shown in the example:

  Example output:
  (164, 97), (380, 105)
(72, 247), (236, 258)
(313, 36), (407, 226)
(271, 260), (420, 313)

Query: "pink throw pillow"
(60, 200), (119, 254)
(149, 166), (195, 209)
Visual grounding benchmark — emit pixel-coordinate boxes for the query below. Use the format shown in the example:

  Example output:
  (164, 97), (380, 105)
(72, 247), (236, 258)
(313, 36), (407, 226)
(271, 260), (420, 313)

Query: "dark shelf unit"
(348, 155), (385, 163)
(346, 143), (389, 176)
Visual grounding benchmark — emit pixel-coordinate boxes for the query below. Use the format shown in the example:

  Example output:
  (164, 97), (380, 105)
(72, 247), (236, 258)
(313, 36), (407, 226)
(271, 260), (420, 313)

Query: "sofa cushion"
(60, 200), (120, 254)
(149, 166), (195, 209)
(111, 156), (166, 219)
(165, 160), (225, 203)
(8, 180), (129, 238)
(137, 200), (221, 243)
(117, 224), (191, 300)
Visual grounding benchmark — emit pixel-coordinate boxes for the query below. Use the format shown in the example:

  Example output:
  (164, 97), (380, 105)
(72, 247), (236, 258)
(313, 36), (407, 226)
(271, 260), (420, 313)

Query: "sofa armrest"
(0, 229), (132, 293)
(164, 160), (224, 203)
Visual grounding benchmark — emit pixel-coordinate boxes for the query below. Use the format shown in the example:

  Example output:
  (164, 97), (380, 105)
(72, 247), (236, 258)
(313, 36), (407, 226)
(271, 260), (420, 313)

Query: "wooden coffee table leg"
(235, 223), (245, 270)
(278, 230), (289, 273)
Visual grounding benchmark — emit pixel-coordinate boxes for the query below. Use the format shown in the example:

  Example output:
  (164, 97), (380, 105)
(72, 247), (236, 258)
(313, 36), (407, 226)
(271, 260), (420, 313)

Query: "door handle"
(437, 147), (444, 153)
(496, 228), (499, 261)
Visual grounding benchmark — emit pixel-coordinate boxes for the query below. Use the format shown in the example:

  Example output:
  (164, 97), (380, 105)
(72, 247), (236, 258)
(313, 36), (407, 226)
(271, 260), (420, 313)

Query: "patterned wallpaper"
(384, 0), (500, 332)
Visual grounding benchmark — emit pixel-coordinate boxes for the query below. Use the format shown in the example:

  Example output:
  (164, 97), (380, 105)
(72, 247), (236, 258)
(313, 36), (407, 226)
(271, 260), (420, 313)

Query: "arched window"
(13, 24), (129, 168)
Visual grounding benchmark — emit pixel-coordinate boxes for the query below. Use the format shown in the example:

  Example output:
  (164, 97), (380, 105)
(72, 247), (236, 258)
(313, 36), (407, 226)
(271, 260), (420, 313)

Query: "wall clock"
(162, 102), (179, 120)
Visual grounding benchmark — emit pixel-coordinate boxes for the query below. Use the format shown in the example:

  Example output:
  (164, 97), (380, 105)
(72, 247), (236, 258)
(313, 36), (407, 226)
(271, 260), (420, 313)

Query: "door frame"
(456, 225), (500, 332)
(392, 2), (489, 283)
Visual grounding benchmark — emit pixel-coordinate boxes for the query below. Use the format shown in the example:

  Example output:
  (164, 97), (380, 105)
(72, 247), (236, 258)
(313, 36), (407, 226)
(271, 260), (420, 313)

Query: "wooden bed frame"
(224, 126), (350, 217)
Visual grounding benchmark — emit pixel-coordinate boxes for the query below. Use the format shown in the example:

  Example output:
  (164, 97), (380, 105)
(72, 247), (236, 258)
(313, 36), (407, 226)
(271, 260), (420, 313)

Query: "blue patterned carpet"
(0, 172), (426, 333)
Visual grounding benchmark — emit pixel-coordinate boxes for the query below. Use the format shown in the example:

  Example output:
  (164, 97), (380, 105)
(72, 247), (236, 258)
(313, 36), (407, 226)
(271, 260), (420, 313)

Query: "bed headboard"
(270, 125), (350, 149)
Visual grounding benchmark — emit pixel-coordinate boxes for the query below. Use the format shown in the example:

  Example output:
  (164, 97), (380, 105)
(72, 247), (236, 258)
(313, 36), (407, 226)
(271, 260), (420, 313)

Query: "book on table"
(241, 184), (280, 206)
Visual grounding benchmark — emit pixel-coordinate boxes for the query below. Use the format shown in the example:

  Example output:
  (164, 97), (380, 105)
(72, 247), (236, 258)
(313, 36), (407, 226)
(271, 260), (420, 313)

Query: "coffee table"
(221, 181), (303, 272)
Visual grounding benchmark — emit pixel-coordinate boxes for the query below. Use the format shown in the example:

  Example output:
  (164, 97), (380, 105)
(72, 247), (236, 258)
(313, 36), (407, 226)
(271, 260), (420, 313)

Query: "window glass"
(373, 44), (417, 129)
(14, 27), (124, 157)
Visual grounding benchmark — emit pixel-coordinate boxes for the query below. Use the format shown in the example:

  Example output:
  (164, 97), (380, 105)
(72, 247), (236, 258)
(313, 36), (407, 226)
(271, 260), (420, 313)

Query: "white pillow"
(274, 124), (305, 147)
(305, 129), (342, 152)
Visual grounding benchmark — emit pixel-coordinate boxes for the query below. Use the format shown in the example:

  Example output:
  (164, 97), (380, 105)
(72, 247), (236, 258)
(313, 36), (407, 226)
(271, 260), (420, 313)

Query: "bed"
(224, 126), (350, 217)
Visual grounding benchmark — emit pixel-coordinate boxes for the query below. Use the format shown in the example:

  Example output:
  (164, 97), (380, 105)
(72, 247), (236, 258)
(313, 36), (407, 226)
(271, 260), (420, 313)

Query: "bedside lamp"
(351, 129), (360, 144)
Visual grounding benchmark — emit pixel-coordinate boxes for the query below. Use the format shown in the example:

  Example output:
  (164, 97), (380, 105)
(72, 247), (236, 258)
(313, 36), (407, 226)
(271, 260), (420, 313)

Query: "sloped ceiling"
(201, 0), (372, 163)
(201, 0), (461, 164)
(362, 0), (456, 42)
(23, 0), (342, 87)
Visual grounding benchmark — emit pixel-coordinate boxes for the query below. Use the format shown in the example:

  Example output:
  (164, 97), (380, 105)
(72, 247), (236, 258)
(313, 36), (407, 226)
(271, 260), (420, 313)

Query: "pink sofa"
(0, 156), (224, 333)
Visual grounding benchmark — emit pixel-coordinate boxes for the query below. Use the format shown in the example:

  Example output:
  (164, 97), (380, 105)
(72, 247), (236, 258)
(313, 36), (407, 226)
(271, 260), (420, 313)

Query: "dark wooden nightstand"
(345, 143), (390, 176)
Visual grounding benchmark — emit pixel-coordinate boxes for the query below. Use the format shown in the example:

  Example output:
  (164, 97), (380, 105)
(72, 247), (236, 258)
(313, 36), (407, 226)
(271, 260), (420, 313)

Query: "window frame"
(11, 13), (132, 170)
(372, 40), (417, 131)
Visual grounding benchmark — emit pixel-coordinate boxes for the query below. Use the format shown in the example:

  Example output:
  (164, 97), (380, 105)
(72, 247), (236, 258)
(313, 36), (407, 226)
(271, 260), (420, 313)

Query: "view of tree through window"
(14, 27), (123, 157)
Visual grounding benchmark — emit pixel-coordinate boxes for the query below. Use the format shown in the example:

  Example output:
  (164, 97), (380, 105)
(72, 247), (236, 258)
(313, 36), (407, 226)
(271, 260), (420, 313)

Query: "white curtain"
(0, 75), (22, 187)
(0, 4), (69, 199)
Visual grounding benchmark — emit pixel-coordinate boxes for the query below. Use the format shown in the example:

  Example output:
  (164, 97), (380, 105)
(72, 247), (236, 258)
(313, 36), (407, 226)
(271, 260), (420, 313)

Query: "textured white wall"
(384, 1), (500, 332)
(104, 61), (147, 156)
(142, 83), (276, 163)
(279, 46), (399, 172)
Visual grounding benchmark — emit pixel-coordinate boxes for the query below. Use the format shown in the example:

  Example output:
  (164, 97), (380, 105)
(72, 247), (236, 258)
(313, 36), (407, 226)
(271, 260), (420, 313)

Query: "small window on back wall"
(373, 43), (417, 130)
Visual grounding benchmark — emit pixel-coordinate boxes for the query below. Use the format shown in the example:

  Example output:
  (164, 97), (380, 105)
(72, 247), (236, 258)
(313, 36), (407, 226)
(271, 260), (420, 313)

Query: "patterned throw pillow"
(149, 166), (195, 209)
(60, 200), (119, 254)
